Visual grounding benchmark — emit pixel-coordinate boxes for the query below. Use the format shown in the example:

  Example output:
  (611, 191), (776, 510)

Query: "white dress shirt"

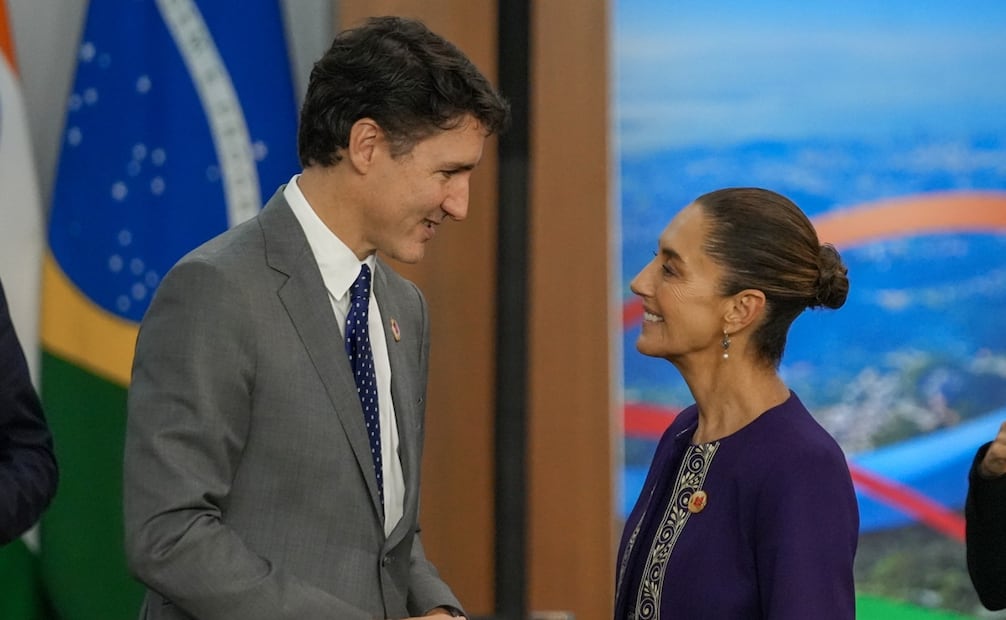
(284, 176), (404, 537)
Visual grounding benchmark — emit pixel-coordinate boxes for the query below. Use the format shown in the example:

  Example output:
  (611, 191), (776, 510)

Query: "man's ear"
(346, 118), (381, 173)
(723, 289), (766, 333)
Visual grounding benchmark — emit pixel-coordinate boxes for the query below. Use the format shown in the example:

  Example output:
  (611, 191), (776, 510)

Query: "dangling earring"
(721, 331), (731, 359)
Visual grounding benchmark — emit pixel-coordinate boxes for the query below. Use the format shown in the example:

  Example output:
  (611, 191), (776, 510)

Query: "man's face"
(361, 115), (487, 263)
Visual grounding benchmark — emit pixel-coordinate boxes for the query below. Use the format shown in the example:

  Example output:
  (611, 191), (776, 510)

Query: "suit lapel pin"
(390, 318), (401, 342)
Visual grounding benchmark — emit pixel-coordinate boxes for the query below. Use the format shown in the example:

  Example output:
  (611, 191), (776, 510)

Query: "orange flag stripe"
(0, 0), (17, 72)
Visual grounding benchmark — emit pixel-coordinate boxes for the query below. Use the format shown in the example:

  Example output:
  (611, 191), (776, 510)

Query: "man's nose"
(442, 178), (470, 221)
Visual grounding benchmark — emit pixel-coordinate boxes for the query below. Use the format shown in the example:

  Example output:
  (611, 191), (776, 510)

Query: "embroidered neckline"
(618, 441), (720, 620)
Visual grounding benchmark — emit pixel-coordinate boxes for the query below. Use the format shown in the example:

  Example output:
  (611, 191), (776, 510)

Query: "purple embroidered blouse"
(614, 392), (858, 619)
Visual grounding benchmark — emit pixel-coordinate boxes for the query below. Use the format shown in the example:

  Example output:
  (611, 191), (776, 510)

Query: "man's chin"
(385, 244), (427, 265)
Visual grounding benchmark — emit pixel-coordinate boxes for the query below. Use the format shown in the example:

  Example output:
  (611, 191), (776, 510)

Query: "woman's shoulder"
(741, 393), (848, 469)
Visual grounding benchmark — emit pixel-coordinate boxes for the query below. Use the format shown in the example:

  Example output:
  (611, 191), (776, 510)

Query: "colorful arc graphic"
(622, 190), (1006, 540)
(624, 191), (1006, 329)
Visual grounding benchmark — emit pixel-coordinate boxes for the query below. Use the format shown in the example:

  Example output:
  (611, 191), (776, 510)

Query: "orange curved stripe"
(814, 191), (1006, 249)
(622, 190), (1004, 540)
(624, 190), (1006, 329)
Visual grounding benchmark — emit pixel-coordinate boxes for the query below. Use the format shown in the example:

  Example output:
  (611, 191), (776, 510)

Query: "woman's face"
(630, 203), (729, 361)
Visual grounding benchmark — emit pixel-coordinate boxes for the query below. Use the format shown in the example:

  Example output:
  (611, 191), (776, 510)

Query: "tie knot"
(350, 264), (372, 305)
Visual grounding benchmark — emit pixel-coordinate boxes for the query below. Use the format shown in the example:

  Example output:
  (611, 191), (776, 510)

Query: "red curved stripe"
(623, 299), (644, 330)
(622, 191), (1000, 539)
(624, 402), (678, 437)
(847, 463), (965, 541)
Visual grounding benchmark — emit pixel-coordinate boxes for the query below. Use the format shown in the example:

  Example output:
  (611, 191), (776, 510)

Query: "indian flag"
(0, 2), (42, 373)
(39, 1), (298, 617)
(0, 0), (46, 617)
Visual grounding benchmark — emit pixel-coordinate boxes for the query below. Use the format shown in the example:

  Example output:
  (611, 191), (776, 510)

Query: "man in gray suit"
(123, 16), (508, 620)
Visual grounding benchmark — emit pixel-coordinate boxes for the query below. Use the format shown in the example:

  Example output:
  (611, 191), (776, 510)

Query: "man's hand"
(397, 608), (466, 620)
(980, 421), (1006, 479)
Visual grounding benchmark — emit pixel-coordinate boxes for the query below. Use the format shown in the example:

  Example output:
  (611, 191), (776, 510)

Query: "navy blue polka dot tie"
(345, 264), (383, 505)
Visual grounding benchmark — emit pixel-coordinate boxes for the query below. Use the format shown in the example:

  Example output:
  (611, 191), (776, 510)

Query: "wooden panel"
(337, 1), (499, 614)
(528, 1), (616, 619)
(338, 2), (616, 617)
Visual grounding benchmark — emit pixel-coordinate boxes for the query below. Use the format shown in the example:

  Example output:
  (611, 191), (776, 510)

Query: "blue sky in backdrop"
(615, 0), (1006, 152)
(614, 5), (1006, 614)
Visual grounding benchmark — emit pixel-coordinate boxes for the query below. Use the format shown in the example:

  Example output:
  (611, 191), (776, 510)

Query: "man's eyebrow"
(442, 162), (477, 172)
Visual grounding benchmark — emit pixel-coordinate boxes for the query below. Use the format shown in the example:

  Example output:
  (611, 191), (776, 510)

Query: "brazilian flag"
(40, 1), (298, 617)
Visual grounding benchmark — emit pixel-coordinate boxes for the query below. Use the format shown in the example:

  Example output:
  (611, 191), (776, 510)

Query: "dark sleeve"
(966, 442), (1006, 611)
(0, 280), (58, 545)
(756, 445), (859, 619)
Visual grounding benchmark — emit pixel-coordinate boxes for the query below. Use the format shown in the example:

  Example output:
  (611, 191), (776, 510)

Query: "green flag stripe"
(0, 539), (45, 620)
(39, 351), (143, 619)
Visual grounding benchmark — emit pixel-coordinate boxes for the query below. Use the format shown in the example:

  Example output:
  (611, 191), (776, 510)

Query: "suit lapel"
(258, 190), (385, 520)
(373, 262), (421, 547)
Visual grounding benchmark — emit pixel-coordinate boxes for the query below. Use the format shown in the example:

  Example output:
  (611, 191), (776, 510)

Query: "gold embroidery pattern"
(632, 442), (719, 620)
(615, 486), (651, 601)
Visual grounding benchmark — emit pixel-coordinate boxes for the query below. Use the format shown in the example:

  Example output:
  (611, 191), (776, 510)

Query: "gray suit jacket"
(124, 189), (461, 619)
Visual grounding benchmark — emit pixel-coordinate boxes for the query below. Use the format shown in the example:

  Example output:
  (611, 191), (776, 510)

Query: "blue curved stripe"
(850, 408), (1004, 531)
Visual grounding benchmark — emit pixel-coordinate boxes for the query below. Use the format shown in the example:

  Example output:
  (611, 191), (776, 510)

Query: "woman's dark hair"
(298, 16), (510, 167)
(696, 187), (849, 367)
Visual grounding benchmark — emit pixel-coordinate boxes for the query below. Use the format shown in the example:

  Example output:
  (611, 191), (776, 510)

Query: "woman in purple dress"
(615, 188), (858, 619)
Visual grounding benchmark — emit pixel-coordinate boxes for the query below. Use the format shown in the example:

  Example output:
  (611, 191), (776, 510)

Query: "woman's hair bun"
(813, 244), (849, 309)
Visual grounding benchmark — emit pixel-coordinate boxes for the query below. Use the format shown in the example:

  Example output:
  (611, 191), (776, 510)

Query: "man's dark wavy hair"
(297, 16), (510, 167)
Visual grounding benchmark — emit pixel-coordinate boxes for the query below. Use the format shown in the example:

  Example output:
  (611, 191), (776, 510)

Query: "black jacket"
(966, 442), (1006, 611)
(0, 279), (58, 544)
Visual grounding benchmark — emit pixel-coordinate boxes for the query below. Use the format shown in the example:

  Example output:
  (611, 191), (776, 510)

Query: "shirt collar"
(284, 174), (376, 301)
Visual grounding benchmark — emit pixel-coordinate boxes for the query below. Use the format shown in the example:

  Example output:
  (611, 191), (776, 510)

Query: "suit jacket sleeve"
(966, 442), (1006, 611)
(408, 534), (463, 615)
(402, 286), (464, 615)
(0, 280), (58, 545)
(123, 260), (372, 620)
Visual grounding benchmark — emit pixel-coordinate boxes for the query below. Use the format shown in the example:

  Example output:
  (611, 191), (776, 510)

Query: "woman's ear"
(723, 289), (766, 333)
